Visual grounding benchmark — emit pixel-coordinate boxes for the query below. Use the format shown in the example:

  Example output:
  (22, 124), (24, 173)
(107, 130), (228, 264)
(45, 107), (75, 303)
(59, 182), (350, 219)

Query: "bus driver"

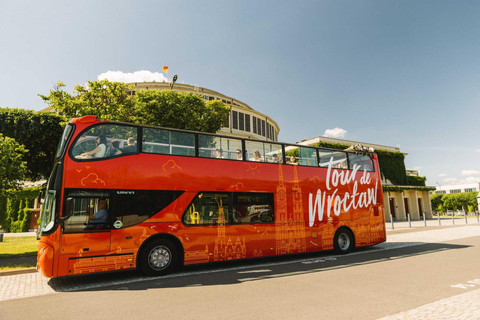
(86, 200), (108, 229)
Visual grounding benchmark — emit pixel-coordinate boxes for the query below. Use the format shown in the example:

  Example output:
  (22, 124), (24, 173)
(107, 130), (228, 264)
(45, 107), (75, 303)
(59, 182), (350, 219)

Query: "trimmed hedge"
(0, 187), (41, 232)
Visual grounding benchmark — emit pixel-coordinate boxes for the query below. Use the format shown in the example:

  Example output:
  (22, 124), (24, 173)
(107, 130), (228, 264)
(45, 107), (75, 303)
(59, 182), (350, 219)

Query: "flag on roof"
(162, 66), (169, 74)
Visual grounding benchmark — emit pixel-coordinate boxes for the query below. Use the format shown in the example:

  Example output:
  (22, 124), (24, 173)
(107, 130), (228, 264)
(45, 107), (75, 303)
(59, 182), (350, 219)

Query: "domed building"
(132, 82), (280, 142)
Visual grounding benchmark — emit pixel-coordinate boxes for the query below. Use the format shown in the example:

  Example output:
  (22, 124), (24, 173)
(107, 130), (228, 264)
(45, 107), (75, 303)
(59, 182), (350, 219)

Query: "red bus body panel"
(38, 117), (386, 278)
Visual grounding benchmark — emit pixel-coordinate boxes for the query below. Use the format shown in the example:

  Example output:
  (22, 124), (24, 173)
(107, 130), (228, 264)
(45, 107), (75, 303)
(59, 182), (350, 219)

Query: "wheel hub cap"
(149, 246), (171, 270)
(338, 233), (350, 250)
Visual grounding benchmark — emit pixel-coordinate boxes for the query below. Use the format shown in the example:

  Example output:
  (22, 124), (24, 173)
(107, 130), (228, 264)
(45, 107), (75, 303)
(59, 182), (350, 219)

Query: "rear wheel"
(140, 239), (177, 276)
(334, 229), (355, 254)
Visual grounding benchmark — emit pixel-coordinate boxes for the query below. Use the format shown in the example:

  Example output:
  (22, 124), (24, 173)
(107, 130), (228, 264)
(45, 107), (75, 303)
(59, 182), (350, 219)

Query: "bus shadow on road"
(47, 241), (470, 293)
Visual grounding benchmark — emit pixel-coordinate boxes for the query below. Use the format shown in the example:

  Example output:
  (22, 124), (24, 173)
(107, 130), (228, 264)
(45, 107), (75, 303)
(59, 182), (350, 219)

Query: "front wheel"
(334, 229), (355, 254)
(140, 239), (178, 276)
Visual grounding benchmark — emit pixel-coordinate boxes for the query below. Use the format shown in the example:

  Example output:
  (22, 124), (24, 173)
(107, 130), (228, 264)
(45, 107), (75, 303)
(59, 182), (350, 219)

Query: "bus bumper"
(37, 242), (55, 278)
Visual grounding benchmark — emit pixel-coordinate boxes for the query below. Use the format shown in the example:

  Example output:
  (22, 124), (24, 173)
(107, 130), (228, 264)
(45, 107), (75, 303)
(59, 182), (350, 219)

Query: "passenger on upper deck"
(116, 137), (136, 154)
(106, 140), (121, 157)
(216, 149), (224, 159)
(252, 150), (263, 162)
(289, 155), (298, 165)
(77, 135), (107, 159)
(235, 149), (243, 160)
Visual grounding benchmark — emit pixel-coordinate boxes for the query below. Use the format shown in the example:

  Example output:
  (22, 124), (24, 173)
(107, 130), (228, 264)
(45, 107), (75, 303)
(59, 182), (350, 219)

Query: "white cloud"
(97, 70), (169, 83)
(461, 170), (480, 176)
(413, 166), (422, 170)
(462, 176), (480, 183)
(324, 128), (347, 138)
(442, 176), (480, 185)
(439, 173), (447, 177)
(475, 149), (480, 153)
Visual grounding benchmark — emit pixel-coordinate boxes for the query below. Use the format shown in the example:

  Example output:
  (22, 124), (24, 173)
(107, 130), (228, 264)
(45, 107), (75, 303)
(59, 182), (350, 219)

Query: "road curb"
(0, 268), (38, 277)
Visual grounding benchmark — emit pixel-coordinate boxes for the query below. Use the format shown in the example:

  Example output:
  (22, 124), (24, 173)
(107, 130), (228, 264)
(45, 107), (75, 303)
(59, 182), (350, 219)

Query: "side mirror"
(58, 198), (74, 231)
(39, 187), (46, 202)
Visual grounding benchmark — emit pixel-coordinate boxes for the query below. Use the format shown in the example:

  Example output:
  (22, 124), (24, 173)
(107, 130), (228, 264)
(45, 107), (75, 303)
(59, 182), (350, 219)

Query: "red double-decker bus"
(37, 115), (386, 278)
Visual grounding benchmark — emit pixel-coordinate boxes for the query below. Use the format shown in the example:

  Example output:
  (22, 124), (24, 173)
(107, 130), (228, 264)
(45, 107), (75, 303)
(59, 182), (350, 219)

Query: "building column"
(425, 191), (433, 218)
(398, 191), (406, 221)
(384, 192), (391, 222)
(411, 190), (419, 219)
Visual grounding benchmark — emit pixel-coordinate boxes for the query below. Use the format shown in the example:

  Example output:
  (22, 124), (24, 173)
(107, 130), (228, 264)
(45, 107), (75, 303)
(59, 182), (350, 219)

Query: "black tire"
(140, 239), (178, 276)
(333, 228), (355, 254)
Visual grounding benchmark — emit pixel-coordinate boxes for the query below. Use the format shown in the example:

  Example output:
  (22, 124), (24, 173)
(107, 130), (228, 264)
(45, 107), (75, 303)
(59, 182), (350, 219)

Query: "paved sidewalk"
(386, 216), (480, 232)
(378, 288), (480, 320)
(1, 232), (37, 238)
(0, 273), (55, 301)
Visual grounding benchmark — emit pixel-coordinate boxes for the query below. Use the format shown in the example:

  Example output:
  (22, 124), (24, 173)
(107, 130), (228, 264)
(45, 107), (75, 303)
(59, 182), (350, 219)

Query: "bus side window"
(70, 124), (139, 160)
(183, 193), (229, 226)
(113, 190), (184, 229)
(347, 153), (374, 172)
(63, 192), (111, 233)
(183, 192), (275, 226)
(198, 135), (243, 160)
(319, 150), (347, 169)
(142, 128), (195, 156)
(235, 193), (274, 224)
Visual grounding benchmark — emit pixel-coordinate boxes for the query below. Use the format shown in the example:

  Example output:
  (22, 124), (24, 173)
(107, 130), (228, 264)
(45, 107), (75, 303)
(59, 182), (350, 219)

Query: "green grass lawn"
(0, 263), (36, 272)
(0, 236), (38, 271)
(0, 236), (38, 259)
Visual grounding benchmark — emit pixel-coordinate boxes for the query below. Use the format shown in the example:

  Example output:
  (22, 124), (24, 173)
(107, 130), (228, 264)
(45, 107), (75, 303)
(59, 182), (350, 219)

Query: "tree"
(40, 80), (230, 134)
(443, 193), (461, 212)
(133, 90), (229, 132)
(440, 192), (479, 214)
(39, 80), (136, 121)
(0, 134), (28, 228)
(0, 134), (27, 196)
(430, 193), (444, 213)
(0, 108), (65, 181)
(467, 192), (479, 212)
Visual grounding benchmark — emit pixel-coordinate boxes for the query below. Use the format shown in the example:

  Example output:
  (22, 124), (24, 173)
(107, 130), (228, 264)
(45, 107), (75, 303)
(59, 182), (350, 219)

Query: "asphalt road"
(1, 229), (480, 320)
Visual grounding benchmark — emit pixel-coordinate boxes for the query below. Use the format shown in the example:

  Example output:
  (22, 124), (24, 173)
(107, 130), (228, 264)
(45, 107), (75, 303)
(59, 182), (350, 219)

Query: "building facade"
(433, 182), (480, 195)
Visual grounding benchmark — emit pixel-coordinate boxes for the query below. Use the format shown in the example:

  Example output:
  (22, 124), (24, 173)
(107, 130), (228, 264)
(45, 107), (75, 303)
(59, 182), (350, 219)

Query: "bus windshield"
(39, 190), (56, 233)
(55, 123), (74, 159)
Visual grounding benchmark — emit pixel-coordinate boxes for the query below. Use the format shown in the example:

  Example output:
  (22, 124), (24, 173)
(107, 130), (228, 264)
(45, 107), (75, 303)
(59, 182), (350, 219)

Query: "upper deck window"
(319, 150), (348, 169)
(245, 140), (282, 163)
(347, 153), (375, 172)
(286, 146), (318, 166)
(199, 134), (243, 160)
(142, 128), (195, 156)
(70, 124), (139, 160)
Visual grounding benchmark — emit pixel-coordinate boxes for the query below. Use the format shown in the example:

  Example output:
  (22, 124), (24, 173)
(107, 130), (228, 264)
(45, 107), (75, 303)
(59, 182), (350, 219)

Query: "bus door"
(59, 191), (112, 276)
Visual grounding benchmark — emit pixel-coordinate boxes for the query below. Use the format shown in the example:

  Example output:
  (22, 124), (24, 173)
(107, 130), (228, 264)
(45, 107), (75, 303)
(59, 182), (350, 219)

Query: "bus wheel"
(334, 229), (355, 254)
(140, 239), (177, 276)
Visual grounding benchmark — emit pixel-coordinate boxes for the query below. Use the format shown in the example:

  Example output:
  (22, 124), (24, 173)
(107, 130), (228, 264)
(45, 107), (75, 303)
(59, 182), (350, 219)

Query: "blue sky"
(1, 0), (479, 187)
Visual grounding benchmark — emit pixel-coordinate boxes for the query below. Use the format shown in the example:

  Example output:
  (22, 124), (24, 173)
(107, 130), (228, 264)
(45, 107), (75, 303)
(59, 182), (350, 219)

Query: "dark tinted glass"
(183, 192), (274, 226)
(113, 190), (184, 228)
